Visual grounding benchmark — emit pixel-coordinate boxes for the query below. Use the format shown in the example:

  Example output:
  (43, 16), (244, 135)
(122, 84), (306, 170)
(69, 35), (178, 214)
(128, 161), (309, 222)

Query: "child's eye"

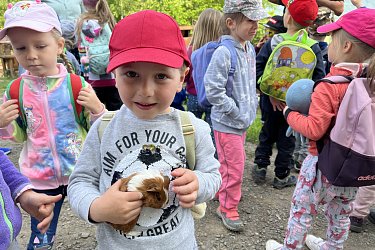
(156, 74), (167, 80)
(125, 71), (138, 78)
(36, 45), (47, 49)
(14, 47), (25, 51)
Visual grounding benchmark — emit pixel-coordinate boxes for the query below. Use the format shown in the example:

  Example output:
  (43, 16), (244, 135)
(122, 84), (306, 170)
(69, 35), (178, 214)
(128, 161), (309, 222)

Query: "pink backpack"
(316, 76), (375, 187)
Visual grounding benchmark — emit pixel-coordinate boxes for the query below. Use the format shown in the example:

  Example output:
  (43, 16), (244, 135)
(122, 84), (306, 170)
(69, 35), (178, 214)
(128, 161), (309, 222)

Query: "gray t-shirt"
(68, 107), (221, 249)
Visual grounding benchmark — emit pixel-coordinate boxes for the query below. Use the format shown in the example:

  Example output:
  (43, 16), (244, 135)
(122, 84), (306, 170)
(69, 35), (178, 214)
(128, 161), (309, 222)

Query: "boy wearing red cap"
(253, 0), (325, 188)
(266, 7), (375, 250)
(68, 10), (221, 249)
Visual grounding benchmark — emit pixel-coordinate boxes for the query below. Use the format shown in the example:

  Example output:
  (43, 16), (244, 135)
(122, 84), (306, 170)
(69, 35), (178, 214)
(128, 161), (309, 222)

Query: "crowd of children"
(0, 0), (375, 249)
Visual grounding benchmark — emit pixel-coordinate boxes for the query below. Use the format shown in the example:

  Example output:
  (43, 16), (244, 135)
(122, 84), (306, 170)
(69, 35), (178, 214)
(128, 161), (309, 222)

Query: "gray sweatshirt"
(204, 35), (258, 135)
(68, 107), (221, 249)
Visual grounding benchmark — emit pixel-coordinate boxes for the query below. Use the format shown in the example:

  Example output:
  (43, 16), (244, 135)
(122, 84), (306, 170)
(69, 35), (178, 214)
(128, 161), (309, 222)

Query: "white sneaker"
(266, 239), (283, 250)
(305, 234), (325, 250)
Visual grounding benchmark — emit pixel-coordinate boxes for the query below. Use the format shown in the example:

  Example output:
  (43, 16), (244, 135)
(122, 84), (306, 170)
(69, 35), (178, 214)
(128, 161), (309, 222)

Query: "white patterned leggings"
(282, 154), (358, 250)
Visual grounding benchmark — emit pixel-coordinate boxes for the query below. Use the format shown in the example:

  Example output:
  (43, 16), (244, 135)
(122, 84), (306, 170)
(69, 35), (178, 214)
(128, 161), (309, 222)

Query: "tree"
(0, 0), (277, 44)
(107, 0), (224, 25)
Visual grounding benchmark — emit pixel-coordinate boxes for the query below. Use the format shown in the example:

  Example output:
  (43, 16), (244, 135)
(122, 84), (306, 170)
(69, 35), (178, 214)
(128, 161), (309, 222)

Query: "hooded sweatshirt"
(204, 35), (258, 135)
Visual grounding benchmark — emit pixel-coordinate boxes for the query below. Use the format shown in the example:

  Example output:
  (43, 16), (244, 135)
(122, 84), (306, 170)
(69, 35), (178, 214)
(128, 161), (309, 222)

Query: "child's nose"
(26, 49), (37, 60)
(139, 80), (154, 97)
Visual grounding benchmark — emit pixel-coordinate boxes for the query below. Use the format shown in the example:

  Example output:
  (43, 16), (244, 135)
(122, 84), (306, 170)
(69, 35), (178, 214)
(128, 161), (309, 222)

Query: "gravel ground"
(2, 140), (375, 250)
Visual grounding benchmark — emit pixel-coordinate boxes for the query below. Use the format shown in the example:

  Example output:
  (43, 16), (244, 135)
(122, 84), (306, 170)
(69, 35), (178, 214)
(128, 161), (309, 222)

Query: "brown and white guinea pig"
(111, 169), (170, 233)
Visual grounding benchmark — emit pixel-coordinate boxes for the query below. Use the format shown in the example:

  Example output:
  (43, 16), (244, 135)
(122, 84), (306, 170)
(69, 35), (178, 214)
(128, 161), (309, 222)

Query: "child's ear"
(342, 40), (353, 54)
(57, 37), (65, 55)
(177, 67), (189, 92)
(226, 18), (236, 31)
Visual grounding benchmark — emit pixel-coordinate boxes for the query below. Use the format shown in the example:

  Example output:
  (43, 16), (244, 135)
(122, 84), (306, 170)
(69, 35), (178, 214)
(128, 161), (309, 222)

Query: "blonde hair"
(190, 8), (223, 51)
(51, 29), (74, 74)
(59, 52), (75, 73)
(332, 29), (375, 63)
(221, 12), (247, 35)
(76, 0), (116, 40)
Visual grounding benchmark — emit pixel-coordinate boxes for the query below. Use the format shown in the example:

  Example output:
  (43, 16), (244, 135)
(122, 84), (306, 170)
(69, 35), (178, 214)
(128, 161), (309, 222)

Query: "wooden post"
(179, 25), (194, 46)
(0, 40), (18, 78)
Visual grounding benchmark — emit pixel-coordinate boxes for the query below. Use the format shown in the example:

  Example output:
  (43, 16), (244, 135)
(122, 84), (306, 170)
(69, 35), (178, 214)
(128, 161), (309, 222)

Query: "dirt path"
(2, 140), (374, 249)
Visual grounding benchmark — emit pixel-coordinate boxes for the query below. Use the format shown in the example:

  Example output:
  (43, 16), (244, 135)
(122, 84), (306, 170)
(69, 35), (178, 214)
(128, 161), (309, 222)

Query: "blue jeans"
(27, 186), (67, 250)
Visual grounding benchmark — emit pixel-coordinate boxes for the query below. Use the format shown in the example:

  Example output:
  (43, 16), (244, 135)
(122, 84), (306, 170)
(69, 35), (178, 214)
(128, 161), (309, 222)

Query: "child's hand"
(77, 85), (104, 115)
(0, 99), (19, 128)
(17, 190), (62, 233)
(269, 96), (286, 112)
(89, 180), (143, 224)
(350, 0), (363, 8)
(256, 35), (269, 49)
(171, 168), (199, 208)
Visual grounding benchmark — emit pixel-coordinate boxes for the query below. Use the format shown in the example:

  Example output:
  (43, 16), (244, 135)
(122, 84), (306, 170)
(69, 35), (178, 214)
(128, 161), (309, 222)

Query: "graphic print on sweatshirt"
(103, 127), (187, 239)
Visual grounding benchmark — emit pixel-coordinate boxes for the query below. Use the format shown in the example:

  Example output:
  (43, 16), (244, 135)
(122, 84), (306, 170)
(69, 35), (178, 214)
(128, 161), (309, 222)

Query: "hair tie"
(7, 3), (13, 9)
(35, 0), (41, 3)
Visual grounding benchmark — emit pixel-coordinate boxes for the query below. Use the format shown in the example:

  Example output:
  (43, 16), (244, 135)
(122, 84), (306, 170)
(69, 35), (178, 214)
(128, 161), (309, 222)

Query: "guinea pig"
(111, 169), (170, 233)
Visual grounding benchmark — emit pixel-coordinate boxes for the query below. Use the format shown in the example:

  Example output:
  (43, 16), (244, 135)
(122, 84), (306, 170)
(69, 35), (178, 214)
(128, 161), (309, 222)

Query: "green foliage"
(108, 0), (224, 25)
(0, 0), (8, 28)
(0, 76), (13, 94)
(107, 0), (277, 44)
(0, 1), (277, 38)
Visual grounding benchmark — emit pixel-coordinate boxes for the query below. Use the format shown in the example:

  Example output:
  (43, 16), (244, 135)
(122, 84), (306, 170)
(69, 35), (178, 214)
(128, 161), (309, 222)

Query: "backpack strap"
(280, 29), (317, 47)
(6, 77), (26, 130)
(313, 75), (353, 152)
(313, 75), (353, 90)
(68, 73), (89, 130)
(98, 111), (117, 143)
(179, 111), (196, 170)
(220, 38), (237, 98)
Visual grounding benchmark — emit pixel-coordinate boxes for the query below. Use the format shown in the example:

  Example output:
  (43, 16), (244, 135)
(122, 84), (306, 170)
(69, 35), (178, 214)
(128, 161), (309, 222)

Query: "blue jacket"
(0, 151), (31, 249)
(256, 38), (326, 113)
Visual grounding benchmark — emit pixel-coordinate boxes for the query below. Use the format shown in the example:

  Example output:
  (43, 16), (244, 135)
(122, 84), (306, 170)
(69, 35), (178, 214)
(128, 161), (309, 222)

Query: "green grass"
(246, 111), (262, 144)
(0, 77), (14, 94)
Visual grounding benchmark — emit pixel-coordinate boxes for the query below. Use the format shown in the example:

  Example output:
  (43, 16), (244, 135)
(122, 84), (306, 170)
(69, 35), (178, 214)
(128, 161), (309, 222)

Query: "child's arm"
(317, 0), (344, 16)
(77, 84), (105, 116)
(0, 99), (18, 128)
(17, 190), (62, 233)
(311, 43), (327, 81)
(171, 168), (199, 208)
(0, 98), (27, 142)
(284, 83), (343, 140)
(1, 151), (61, 233)
(89, 180), (143, 224)
(204, 47), (238, 115)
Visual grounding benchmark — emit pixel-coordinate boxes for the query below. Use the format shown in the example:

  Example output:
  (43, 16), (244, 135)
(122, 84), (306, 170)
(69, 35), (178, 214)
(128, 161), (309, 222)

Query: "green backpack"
(259, 29), (317, 101)
(98, 110), (207, 219)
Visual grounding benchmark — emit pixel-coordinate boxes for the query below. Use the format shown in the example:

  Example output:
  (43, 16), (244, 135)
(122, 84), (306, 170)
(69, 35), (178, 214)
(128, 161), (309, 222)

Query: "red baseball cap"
(317, 8), (375, 48)
(281, 0), (318, 27)
(107, 10), (190, 73)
